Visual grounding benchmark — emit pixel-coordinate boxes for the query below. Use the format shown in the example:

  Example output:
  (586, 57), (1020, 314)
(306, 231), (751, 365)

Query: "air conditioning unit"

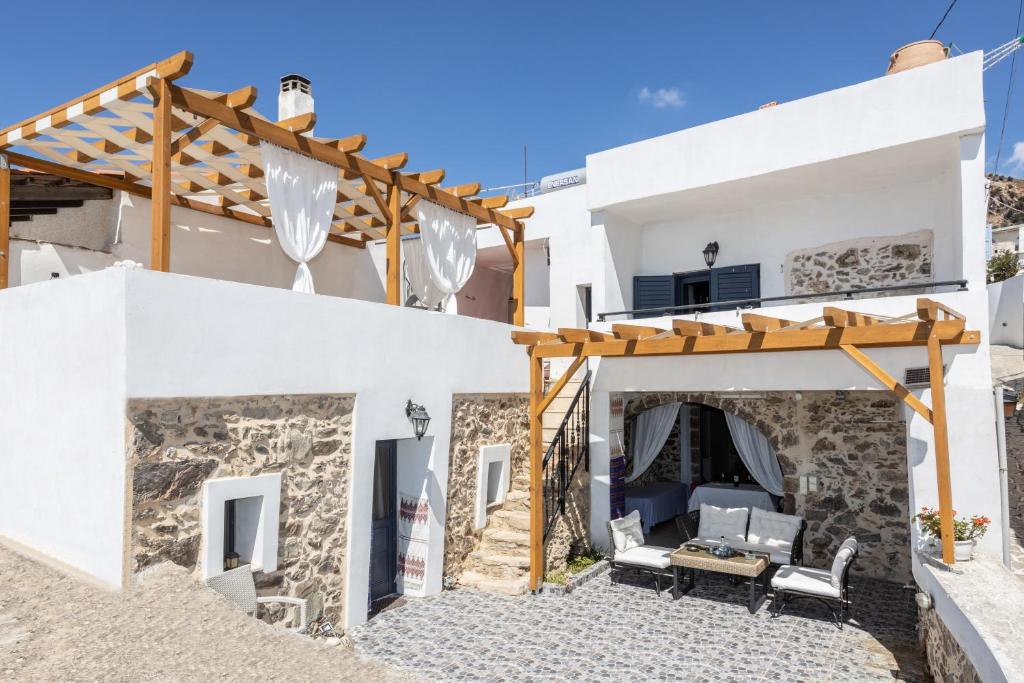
(904, 366), (945, 387)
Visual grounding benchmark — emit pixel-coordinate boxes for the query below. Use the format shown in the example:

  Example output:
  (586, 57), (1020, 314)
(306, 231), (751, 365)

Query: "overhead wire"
(994, 0), (1024, 172)
(929, 0), (960, 40)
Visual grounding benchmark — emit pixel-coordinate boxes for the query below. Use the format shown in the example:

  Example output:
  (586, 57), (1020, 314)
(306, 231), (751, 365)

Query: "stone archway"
(621, 390), (912, 582)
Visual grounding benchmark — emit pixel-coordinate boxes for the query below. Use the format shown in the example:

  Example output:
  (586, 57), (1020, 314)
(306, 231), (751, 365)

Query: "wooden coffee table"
(670, 545), (770, 613)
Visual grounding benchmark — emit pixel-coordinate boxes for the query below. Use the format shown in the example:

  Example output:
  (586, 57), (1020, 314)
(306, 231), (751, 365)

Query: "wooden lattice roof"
(0, 51), (531, 250)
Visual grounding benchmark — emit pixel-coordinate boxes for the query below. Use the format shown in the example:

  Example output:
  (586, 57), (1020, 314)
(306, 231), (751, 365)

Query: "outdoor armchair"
(769, 536), (858, 628)
(606, 510), (675, 595)
(206, 564), (309, 633)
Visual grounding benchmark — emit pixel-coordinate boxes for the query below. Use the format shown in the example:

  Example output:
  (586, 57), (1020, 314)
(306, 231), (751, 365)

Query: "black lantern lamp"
(406, 400), (431, 440)
(702, 241), (719, 268)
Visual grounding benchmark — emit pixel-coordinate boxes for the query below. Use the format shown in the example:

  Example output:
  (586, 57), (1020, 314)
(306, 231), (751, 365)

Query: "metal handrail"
(596, 279), (969, 322)
(541, 369), (591, 539)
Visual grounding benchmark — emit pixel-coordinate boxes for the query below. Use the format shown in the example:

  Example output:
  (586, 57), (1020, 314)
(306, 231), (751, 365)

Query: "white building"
(0, 49), (1018, 680)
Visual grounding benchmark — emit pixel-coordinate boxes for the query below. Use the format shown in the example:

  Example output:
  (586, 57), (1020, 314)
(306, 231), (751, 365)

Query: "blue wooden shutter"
(710, 264), (760, 309)
(632, 275), (674, 318)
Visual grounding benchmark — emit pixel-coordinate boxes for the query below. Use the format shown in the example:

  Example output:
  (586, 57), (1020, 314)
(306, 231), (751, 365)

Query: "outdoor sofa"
(606, 510), (675, 595)
(675, 503), (806, 567)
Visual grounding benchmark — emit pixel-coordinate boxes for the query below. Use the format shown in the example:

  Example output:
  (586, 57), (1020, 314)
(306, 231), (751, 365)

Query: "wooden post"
(512, 222), (525, 326)
(927, 331), (956, 564)
(0, 153), (8, 289)
(150, 77), (172, 272)
(385, 179), (402, 305)
(528, 350), (545, 591)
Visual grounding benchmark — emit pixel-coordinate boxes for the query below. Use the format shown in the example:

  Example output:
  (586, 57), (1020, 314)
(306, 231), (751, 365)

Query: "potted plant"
(914, 507), (991, 561)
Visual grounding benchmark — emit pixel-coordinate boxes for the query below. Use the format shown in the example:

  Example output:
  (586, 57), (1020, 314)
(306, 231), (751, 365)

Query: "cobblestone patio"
(350, 569), (925, 682)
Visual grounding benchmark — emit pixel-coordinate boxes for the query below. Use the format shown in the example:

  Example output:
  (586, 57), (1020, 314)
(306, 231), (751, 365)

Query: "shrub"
(988, 250), (1021, 283)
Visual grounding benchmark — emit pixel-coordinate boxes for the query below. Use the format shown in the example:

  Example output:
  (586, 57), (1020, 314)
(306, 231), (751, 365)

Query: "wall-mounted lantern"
(703, 241), (719, 268)
(406, 400), (431, 440)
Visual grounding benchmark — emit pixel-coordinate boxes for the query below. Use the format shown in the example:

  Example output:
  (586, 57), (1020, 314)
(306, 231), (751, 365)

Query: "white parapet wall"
(0, 267), (528, 628)
(0, 271), (129, 587)
(988, 274), (1024, 348)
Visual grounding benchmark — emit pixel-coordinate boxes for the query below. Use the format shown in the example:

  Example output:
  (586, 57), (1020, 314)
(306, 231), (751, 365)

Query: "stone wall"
(625, 391), (911, 582)
(443, 393), (590, 578)
(443, 394), (530, 579)
(1004, 380), (1024, 573)
(785, 229), (933, 296)
(919, 607), (982, 683)
(127, 394), (354, 624)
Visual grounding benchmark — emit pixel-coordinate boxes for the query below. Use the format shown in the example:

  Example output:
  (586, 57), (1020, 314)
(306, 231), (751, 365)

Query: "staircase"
(458, 368), (586, 596)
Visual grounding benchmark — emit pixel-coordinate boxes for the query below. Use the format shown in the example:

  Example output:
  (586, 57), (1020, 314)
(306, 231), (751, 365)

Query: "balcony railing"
(596, 279), (968, 322)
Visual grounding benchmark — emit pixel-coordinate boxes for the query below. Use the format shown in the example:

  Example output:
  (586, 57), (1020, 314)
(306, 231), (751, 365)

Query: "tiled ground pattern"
(351, 570), (925, 682)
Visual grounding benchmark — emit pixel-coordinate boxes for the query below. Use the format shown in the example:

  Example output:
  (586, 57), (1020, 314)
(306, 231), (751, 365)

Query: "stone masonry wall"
(625, 391), (911, 582)
(1004, 380), (1024, 574)
(443, 393), (590, 579)
(127, 394), (354, 625)
(444, 394), (530, 579)
(919, 606), (982, 683)
(785, 229), (933, 296)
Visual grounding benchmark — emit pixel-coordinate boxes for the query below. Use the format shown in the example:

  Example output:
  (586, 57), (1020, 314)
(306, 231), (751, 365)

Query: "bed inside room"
(623, 402), (783, 548)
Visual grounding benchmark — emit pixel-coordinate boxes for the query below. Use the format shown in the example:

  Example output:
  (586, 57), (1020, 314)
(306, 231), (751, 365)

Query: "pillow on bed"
(697, 504), (748, 543)
(609, 510), (645, 552)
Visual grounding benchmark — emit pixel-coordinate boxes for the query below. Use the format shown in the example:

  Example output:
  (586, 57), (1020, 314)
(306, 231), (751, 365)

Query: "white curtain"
(403, 238), (449, 309)
(724, 412), (785, 496)
(411, 200), (477, 308)
(259, 142), (338, 294)
(626, 402), (681, 484)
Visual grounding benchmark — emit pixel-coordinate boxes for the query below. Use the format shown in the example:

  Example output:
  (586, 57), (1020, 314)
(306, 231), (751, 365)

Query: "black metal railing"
(542, 370), (591, 539)
(596, 279), (969, 322)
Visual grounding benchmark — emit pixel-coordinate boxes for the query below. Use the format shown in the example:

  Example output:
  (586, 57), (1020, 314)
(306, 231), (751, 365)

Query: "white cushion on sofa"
(746, 507), (802, 554)
(830, 537), (858, 588)
(697, 504), (748, 543)
(614, 545), (673, 569)
(609, 510), (645, 552)
(771, 565), (840, 598)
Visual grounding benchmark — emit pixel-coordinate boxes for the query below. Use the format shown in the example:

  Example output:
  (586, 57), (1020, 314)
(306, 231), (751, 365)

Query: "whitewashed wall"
(0, 273), (127, 587)
(988, 274), (1024, 348)
(10, 193), (387, 302)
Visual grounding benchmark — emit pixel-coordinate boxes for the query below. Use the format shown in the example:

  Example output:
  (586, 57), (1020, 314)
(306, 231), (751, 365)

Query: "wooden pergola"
(512, 299), (981, 590)
(0, 51), (531, 322)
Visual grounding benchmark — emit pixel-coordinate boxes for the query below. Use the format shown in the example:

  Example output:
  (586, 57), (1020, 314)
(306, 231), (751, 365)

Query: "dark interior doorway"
(699, 406), (755, 485)
(369, 440), (398, 606)
(675, 272), (711, 313)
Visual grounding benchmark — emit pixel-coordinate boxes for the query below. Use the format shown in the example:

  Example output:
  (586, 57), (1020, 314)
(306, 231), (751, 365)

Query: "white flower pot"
(953, 540), (976, 561)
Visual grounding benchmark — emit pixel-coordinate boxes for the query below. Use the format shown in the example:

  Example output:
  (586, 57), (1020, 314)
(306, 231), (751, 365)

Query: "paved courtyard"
(350, 569), (926, 682)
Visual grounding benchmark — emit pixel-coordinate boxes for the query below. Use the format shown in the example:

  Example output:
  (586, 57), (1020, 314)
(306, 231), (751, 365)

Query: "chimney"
(278, 74), (313, 128)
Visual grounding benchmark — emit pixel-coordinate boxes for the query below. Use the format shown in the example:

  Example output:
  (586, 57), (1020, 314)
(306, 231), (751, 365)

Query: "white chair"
(606, 510), (675, 595)
(206, 564), (309, 633)
(769, 537), (858, 628)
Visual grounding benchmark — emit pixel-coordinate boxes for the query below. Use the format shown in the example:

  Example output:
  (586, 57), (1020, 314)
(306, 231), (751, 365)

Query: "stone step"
(491, 509), (530, 532)
(502, 490), (530, 513)
(482, 527), (531, 549)
(462, 556), (527, 580)
(469, 550), (531, 570)
(459, 570), (529, 596)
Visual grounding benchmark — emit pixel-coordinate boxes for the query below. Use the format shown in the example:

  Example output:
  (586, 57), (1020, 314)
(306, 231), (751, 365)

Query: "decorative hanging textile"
(625, 402), (682, 484)
(411, 200), (477, 308)
(259, 142), (338, 294)
(403, 238), (449, 309)
(724, 412), (785, 496)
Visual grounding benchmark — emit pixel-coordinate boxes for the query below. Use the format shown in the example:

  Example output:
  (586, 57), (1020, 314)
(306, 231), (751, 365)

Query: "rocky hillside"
(989, 174), (1024, 227)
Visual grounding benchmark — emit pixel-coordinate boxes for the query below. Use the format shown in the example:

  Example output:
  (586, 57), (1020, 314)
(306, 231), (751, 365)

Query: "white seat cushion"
(614, 545), (674, 570)
(609, 510), (645, 553)
(746, 508), (802, 556)
(771, 565), (840, 599)
(830, 537), (858, 588)
(697, 504), (748, 543)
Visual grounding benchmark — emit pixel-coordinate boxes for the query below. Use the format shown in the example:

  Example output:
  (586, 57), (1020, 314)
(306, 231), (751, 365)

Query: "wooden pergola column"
(385, 178), (402, 305)
(512, 222), (525, 326)
(0, 153), (8, 289)
(928, 331), (956, 564)
(149, 77), (172, 272)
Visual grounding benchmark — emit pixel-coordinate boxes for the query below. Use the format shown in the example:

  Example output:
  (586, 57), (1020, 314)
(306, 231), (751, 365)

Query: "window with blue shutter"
(632, 275), (674, 318)
(709, 264), (760, 309)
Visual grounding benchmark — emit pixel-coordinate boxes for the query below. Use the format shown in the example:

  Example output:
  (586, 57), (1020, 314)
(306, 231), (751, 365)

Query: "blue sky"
(2, 1), (1023, 189)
